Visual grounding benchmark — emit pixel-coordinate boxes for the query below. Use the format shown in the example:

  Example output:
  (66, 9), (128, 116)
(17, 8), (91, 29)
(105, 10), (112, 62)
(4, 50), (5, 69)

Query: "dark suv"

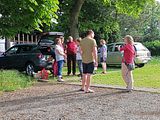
(0, 32), (64, 75)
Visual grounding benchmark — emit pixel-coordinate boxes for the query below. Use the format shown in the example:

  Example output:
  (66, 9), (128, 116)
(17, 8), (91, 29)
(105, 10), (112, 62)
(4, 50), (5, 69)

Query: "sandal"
(85, 89), (94, 93)
(101, 72), (106, 74)
(79, 88), (85, 91)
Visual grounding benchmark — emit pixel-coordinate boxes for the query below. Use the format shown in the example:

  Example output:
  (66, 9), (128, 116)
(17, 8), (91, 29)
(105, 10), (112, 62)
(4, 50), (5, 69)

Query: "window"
(6, 46), (19, 54)
(107, 45), (114, 52)
(134, 44), (148, 51)
(19, 46), (33, 53)
(114, 44), (123, 52)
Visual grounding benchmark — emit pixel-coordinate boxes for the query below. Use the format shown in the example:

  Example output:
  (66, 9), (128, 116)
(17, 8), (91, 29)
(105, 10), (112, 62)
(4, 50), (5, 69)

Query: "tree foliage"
(56, 0), (154, 42)
(0, 0), (59, 37)
(118, 2), (160, 41)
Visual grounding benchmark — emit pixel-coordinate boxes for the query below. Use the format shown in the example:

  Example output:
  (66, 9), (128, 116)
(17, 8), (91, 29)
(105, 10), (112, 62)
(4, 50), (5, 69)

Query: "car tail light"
(37, 53), (44, 59)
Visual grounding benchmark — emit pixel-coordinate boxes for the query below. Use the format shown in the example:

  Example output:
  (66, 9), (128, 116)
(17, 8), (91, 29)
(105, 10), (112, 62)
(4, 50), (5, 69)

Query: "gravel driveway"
(0, 82), (160, 120)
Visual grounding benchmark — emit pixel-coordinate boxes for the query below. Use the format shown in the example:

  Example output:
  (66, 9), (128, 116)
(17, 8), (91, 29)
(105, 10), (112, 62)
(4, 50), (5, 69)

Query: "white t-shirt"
(55, 45), (64, 61)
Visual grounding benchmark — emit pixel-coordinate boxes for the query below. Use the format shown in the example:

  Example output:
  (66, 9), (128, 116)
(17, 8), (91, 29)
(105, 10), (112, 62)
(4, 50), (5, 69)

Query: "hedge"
(143, 40), (160, 56)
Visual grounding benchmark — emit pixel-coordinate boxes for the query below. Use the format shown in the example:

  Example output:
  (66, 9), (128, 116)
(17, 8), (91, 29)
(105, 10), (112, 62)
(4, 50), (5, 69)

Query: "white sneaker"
(57, 77), (64, 82)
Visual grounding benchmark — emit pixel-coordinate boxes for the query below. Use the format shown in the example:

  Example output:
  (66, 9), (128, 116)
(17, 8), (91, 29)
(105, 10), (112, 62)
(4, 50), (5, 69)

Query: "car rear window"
(39, 47), (55, 55)
(134, 44), (148, 51)
(107, 45), (114, 52)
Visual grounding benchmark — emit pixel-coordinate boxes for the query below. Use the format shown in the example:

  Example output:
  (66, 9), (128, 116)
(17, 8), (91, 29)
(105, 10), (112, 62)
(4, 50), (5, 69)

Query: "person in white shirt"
(55, 38), (66, 82)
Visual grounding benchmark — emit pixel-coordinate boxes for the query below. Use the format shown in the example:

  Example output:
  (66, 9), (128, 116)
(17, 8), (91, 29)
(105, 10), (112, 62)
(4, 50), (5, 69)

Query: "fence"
(11, 34), (39, 44)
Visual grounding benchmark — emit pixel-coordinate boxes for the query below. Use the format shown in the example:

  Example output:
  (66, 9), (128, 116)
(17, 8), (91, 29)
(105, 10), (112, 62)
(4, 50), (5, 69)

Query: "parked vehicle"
(98, 42), (151, 67)
(0, 32), (64, 75)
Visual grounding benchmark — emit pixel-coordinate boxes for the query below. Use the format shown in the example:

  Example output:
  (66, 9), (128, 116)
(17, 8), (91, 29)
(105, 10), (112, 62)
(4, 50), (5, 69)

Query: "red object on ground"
(52, 60), (58, 77)
(40, 68), (49, 80)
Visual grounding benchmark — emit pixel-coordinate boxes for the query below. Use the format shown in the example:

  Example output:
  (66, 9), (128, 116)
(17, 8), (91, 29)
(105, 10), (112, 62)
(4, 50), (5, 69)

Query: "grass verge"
(0, 70), (33, 92)
(91, 57), (160, 88)
(1, 57), (159, 92)
(58, 57), (160, 89)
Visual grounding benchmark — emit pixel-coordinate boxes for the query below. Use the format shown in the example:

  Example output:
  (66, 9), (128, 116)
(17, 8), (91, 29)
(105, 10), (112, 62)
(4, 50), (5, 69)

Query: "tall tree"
(0, 0), (59, 37)
(69, 0), (85, 39)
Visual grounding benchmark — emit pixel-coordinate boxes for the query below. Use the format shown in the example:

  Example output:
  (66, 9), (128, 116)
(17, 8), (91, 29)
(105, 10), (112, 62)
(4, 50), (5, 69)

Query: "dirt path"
(0, 82), (160, 120)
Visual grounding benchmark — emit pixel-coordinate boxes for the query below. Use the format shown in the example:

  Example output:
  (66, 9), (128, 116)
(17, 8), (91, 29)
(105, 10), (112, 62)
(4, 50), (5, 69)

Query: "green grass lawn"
(93, 57), (160, 88)
(1, 57), (159, 92)
(0, 70), (33, 91)
(60, 57), (160, 88)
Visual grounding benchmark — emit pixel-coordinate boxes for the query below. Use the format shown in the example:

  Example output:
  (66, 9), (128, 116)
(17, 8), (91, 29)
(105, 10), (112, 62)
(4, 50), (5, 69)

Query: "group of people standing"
(53, 30), (135, 93)
(54, 36), (82, 82)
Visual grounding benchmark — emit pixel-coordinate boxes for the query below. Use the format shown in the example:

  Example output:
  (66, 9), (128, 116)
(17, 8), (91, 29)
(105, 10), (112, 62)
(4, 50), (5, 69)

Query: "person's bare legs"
(121, 63), (129, 87)
(126, 71), (134, 90)
(81, 73), (87, 90)
(85, 74), (94, 92)
(101, 62), (106, 73)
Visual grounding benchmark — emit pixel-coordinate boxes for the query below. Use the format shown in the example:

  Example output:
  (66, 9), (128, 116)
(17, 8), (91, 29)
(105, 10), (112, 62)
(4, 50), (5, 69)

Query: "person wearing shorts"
(76, 38), (83, 80)
(80, 30), (98, 93)
(100, 39), (107, 74)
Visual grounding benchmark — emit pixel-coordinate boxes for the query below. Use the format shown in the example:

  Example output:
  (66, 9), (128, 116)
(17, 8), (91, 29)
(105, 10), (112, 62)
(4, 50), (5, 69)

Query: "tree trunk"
(69, 0), (85, 39)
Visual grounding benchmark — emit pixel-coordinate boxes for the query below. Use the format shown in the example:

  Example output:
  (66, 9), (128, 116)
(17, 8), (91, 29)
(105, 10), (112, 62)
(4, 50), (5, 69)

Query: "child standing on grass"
(76, 38), (83, 80)
(100, 39), (107, 74)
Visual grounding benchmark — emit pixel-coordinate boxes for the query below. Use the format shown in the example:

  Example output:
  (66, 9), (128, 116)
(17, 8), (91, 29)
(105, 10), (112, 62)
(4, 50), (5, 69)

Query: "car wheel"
(136, 63), (145, 68)
(26, 63), (35, 76)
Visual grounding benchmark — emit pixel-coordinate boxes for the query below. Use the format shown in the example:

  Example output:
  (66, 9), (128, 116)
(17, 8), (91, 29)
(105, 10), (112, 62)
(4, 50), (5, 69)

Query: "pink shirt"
(120, 44), (135, 64)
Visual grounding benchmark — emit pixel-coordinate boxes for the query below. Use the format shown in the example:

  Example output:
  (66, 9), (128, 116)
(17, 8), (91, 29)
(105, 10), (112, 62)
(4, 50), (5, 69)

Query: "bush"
(0, 70), (33, 91)
(143, 40), (160, 56)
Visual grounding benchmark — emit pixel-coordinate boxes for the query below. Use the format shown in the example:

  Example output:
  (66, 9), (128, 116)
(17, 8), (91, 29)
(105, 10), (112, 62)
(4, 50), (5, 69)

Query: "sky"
(156, 0), (160, 2)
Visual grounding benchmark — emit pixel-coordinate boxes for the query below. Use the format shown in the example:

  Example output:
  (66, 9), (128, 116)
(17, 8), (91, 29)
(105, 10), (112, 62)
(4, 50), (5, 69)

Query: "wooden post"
(31, 35), (33, 43)
(27, 34), (29, 43)
(18, 34), (20, 44)
(13, 37), (16, 43)
(22, 34), (24, 43)
(35, 35), (38, 43)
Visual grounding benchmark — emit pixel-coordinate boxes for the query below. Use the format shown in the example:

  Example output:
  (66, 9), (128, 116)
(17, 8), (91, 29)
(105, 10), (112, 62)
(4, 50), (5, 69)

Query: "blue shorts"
(100, 57), (107, 62)
(83, 62), (94, 74)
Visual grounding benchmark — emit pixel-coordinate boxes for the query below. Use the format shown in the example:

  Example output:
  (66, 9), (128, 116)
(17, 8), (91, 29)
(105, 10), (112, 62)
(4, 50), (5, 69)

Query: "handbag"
(125, 62), (135, 71)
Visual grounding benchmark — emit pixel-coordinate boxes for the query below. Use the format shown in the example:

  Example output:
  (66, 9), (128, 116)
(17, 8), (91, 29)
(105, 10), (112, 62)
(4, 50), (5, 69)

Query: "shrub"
(143, 40), (160, 56)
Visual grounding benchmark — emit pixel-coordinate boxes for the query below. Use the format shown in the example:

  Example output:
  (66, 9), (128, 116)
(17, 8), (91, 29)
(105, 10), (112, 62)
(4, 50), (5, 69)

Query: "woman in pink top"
(119, 35), (135, 92)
